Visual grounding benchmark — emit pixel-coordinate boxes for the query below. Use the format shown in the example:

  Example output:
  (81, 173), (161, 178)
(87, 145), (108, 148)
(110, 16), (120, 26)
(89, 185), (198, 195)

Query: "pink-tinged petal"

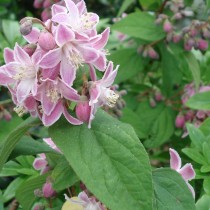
(59, 80), (80, 101)
(60, 57), (76, 86)
(4, 48), (14, 63)
(32, 48), (45, 64)
(51, 4), (67, 16)
(169, 148), (182, 171)
(89, 85), (100, 105)
(63, 106), (83, 125)
(17, 79), (34, 103)
(78, 191), (89, 203)
(23, 28), (40, 44)
(64, 0), (79, 21)
(102, 65), (119, 87)
(88, 105), (97, 128)
(102, 61), (113, 80)
(52, 13), (71, 25)
(42, 101), (63, 126)
(14, 44), (31, 65)
(5, 62), (20, 77)
(32, 78), (38, 96)
(33, 158), (48, 170)
(78, 46), (99, 63)
(0, 67), (14, 85)
(89, 65), (97, 81)
(92, 27), (110, 49)
(55, 24), (75, 47)
(39, 153), (46, 159)
(42, 92), (57, 116)
(179, 163), (196, 181)
(39, 48), (61, 68)
(24, 96), (36, 111)
(93, 53), (106, 71)
(42, 64), (60, 80)
(186, 182), (195, 199)
(43, 138), (61, 153)
(77, 0), (86, 15)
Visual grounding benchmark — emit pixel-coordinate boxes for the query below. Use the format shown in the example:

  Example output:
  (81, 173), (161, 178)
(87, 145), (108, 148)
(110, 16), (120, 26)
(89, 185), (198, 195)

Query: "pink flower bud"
(20, 18), (33, 36)
(38, 31), (56, 51)
(33, 203), (45, 210)
(197, 39), (208, 51)
(172, 13), (182, 20)
(23, 44), (37, 56)
(43, 0), (51, 8)
(184, 43), (192, 51)
(163, 20), (172, 33)
(185, 110), (194, 121)
(173, 34), (182, 43)
(42, 182), (56, 198)
(76, 101), (91, 122)
(189, 29), (198, 37)
(149, 98), (156, 107)
(203, 29), (210, 39)
(196, 110), (206, 119)
(33, 0), (44, 8)
(41, 9), (51, 21)
(3, 110), (12, 121)
(175, 114), (185, 128)
(155, 92), (163, 101)
(148, 47), (159, 59)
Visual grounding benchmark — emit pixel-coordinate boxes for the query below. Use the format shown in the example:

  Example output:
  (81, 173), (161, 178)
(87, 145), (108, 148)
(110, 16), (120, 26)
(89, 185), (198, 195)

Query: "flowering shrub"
(1, 0), (210, 209)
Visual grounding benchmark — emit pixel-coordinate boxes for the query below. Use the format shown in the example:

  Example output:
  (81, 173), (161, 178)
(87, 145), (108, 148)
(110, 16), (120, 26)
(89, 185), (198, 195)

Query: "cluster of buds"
(33, 0), (62, 21)
(0, 0), (119, 128)
(64, 191), (107, 210)
(137, 45), (159, 60)
(175, 83), (210, 135)
(169, 148), (196, 198)
(155, 0), (210, 52)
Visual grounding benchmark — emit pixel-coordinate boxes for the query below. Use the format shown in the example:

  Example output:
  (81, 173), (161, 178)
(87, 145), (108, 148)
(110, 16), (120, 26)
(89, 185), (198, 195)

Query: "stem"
(0, 99), (12, 105)
(157, 0), (169, 14)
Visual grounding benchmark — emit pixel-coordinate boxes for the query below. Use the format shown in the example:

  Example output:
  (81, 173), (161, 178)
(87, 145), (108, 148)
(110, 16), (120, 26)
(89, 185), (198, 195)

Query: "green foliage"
(49, 110), (153, 210)
(153, 168), (196, 210)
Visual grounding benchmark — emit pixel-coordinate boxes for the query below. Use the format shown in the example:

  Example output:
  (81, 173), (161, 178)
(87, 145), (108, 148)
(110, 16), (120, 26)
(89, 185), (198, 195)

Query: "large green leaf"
(196, 194), (210, 210)
(0, 117), (40, 171)
(153, 168), (196, 210)
(109, 48), (143, 83)
(117, 0), (135, 16)
(52, 157), (79, 191)
(49, 110), (153, 210)
(112, 11), (165, 41)
(186, 91), (210, 110)
(16, 173), (49, 210)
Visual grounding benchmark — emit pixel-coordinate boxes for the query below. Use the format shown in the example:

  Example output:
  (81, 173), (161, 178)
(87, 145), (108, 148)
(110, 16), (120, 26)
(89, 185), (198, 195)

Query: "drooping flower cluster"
(0, 0), (119, 128)
(169, 148), (196, 198)
(175, 83), (210, 136)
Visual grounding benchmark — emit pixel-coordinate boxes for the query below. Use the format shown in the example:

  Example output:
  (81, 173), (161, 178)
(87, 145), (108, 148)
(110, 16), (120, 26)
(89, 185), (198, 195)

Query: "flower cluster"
(175, 83), (210, 136)
(0, 0), (119, 128)
(169, 148), (196, 198)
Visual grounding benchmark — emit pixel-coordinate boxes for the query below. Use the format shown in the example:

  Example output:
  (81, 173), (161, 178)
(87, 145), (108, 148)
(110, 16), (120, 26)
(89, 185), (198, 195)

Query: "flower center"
(80, 13), (97, 30)
(104, 89), (119, 108)
(46, 88), (60, 103)
(14, 105), (27, 117)
(13, 65), (36, 80)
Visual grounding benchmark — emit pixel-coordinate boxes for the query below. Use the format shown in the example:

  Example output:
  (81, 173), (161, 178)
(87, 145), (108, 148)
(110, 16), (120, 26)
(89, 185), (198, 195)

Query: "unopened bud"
(175, 114), (185, 128)
(148, 47), (159, 59)
(38, 31), (56, 51)
(33, 0), (44, 8)
(203, 29), (210, 39)
(173, 34), (182, 43)
(23, 44), (37, 56)
(185, 110), (194, 121)
(149, 98), (156, 108)
(196, 110), (206, 119)
(172, 13), (182, 20)
(33, 203), (45, 210)
(76, 101), (91, 122)
(42, 182), (56, 198)
(163, 20), (173, 33)
(189, 29), (198, 37)
(3, 109), (12, 121)
(154, 92), (163, 102)
(41, 9), (51, 21)
(197, 39), (208, 51)
(184, 43), (193, 51)
(43, 0), (51, 8)
(20, 18), (33, 36)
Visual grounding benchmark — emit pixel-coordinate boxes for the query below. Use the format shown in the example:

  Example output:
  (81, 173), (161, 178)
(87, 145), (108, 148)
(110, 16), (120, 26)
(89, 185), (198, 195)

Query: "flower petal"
(24, 28), (40, 44)
(4, 48), (14, 63)
(0, 66), (14, 85)
(51, 4), (67, 16)
(89, 65), (97, 81)
(186, 182), (195, 199)
(93, 27), (110, 50)
(33, 157), (48, 170)
(64, 0), (79, 21)
(55, 24), (75, 47)
(179, 163), (196, 181)
(169, 148), (182, 171)
(14, 43), (31, 65)
(52, 13), (71, 25)
(39, 48), (61, 68)
(78, 46), (98, 63)
(92, 53), (106, 71)
(63, 106), (83, 125)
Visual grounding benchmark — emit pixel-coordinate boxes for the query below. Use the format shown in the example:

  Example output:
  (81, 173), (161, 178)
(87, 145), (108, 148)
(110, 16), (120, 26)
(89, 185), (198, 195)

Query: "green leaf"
(200, 118), (210, 136)
(186, 91), (210, 110)
(201, 165), (210, 173)
(0, 161), (22, 177)
(139, 0), (161, 9)
(112, 11), (165, 41)
(9, 136), (56, 159)
(0, 117), (40, 172)
(3, 177), (25, 203)
(204, 178), (210, 195)
(52, 157), (79, 191)
(196, 194), (210, 210)
(109, 48), (143, 83)
(184, 52), (200, 91)
(144, 106), (175, 148)
(117, 0), (135, 16)
(186, 124), (206, 152)
(203, 142), (210, 164)
(153, 168), (196, 210)
(49, 110), (153, 210)
(2, 19), (21, 46)
(16, 173), (49, 209)
(182, 148), (207, 165)
(0, 191), (3, 210)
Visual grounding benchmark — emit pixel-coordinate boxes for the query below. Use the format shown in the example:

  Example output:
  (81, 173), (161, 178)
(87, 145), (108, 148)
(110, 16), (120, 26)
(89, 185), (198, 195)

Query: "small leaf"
(200, 118), (210, 136)
(196, 194), (210, 210)
(0, 161), (22, 177)
(204, 178), (210, 195)
(117, 0), (135, 16)
(203, 142), (210, 164)
(201, 165), (210, 173)
(52, 157), (79, 191)
(49, 110), (153, 210)
(0, 117), (40, 172)
(112, 11), (165, 41)
(186, 91), (210, 110)
(153, 168), (196, 210)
